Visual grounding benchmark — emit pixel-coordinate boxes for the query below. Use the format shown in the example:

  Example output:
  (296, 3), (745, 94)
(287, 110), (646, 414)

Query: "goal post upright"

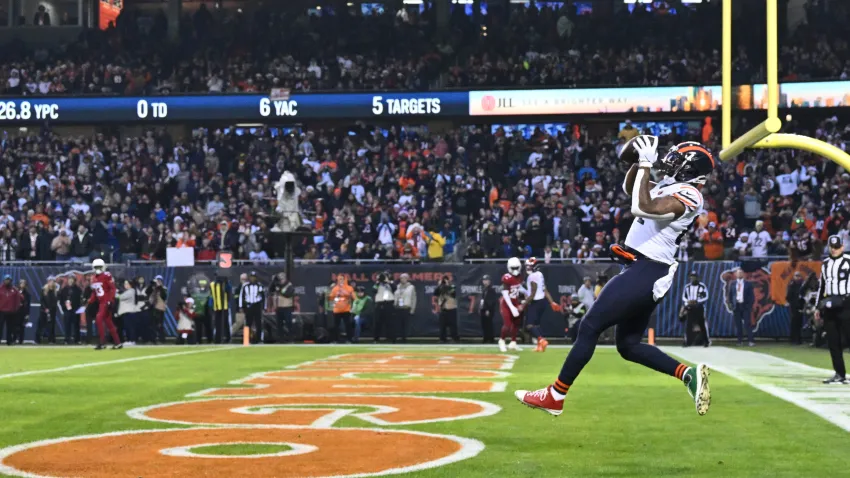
(718, 0), (850, 171)
(721, 0), (732, 149)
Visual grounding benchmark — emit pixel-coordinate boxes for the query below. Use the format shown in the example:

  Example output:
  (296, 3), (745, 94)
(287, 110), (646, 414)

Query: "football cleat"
(538, 338), (549, 352)
(823, 374), (849, 384)
(684, 363), (711, 416)
(514, 387), (563, 416)
(498, 338), (507, 353)
(508, 340), (521, 351)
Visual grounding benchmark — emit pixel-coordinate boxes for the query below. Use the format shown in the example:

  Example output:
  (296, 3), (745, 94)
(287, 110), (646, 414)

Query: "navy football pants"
(557, 259), (682, 385)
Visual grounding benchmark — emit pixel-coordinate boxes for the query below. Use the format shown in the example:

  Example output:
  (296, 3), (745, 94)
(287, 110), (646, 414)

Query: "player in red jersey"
(89, 259), (122, 350)
(499, 257), (527, 352)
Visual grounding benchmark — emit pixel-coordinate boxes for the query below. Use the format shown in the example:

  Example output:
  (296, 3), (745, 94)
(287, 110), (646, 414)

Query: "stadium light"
(718, 0), (850, 171)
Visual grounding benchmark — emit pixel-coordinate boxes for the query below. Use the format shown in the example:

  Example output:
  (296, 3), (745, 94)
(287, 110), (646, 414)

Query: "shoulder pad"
(670, 184), (704, 212)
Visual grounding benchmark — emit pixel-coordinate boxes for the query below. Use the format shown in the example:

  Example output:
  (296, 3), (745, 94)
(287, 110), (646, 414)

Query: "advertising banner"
(468, 80), (850, 116)
(1, 260), (803, 342)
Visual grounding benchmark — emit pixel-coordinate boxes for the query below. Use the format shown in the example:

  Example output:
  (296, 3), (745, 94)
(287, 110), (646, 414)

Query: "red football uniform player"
(498, 257), (527, 352)
(89, 259), (122, 350)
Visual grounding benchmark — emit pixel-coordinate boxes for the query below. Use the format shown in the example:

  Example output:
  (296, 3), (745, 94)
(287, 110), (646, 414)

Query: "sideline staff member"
(816, 235), (850, 384)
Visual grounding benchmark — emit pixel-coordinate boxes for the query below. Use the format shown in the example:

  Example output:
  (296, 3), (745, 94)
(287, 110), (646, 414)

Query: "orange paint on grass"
(2, 428), (464, 478)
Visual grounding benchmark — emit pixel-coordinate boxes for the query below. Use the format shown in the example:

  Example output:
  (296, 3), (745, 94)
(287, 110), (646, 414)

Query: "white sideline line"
(0, 347), (236, 380)
(667, 346), (850, 432)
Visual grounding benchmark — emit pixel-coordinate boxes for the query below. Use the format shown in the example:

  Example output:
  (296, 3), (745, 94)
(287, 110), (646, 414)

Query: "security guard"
(681, 271), (710, 347)
(816, 235), (850, 384)
(209, 273), (232, 344)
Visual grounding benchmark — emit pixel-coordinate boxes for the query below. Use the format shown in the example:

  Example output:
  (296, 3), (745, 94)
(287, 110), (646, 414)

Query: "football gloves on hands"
(633, 135), (659, 168)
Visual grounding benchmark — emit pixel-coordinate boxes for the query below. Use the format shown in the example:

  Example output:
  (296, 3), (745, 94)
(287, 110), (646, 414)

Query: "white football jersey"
(526, 270), (546, 301)
(624, 181), (703, 265)
(748, 230), (772, 257)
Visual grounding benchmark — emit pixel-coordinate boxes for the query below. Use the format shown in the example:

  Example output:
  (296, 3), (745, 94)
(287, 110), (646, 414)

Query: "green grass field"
(0, 344), (849, 478)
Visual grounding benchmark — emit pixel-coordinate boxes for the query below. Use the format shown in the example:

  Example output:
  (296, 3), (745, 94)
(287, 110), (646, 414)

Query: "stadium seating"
(0, 113), (846, 263)
(2, 1), (849, 95)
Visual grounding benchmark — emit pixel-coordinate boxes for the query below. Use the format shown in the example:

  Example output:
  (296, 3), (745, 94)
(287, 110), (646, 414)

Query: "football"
(619, 135), (656, 165)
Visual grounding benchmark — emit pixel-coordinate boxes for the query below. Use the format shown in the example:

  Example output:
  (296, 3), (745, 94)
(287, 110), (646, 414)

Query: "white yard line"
(0, 347), (237, 380)
(667, 346), (850, 432)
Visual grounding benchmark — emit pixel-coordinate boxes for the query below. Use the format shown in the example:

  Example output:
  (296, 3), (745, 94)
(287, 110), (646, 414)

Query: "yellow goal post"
(718, 0), (850, 172)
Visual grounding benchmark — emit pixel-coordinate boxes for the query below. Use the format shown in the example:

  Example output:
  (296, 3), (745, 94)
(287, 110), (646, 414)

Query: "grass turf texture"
(0, 345), (848, 477)
(188, 443), (295, 456)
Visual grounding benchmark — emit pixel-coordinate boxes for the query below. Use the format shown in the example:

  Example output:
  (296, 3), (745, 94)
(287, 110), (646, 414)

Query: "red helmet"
(525, 257), (540, 272)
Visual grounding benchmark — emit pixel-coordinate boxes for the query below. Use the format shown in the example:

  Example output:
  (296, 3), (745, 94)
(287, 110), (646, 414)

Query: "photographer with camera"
(564, 295), (587, 343)
(373, 270), (395, 343)
(435, 276), (458, 343)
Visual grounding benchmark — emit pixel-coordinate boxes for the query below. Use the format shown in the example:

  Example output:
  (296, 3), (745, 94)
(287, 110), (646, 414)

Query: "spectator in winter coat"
(70, 225), (93, 263)
(329, 275), (355, 343)
(394, 274), (416, 343)
(59, 276), (83, 344)
(701, 222), (725, 260)
(0, 275), (22, 344)
(350, 286), (374, 343)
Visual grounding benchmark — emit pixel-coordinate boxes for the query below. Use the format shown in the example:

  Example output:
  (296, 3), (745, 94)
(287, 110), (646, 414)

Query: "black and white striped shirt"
(817, 254), (850, 306)
(239, 283), (265, 307)
(682, 282), (709, 305)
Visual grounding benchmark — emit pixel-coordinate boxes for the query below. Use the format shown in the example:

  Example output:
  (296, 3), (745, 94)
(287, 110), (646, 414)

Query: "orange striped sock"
(552, 379), (570, 395)
(674, 364), (688, 381)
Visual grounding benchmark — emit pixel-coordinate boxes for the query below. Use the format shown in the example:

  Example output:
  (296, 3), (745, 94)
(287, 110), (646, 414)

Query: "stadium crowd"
(0, 112), (847, 264)
(1, 0), (849, 95)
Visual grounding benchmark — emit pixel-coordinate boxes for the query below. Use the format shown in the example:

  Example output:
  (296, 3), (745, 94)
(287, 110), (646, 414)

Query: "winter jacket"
(0, 283), (22, 313)
(330, 277), (355, 314)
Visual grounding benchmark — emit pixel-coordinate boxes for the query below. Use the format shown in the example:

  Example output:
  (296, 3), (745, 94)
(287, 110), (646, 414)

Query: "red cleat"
(514, 386), (563, 416)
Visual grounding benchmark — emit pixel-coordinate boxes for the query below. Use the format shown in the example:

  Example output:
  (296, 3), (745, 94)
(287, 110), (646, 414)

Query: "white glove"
(634, 135), (659, 167)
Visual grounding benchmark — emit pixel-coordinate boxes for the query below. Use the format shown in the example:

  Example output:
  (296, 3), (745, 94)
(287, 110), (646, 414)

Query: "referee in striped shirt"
(239, 272), (266, 344)
(816, 235), (850, 384)
(681, 271), (710, 347)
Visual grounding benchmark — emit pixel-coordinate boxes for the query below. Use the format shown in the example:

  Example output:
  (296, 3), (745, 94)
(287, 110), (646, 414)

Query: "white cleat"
(498, 339), (507, 353)
(508, 340), (521, 352)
